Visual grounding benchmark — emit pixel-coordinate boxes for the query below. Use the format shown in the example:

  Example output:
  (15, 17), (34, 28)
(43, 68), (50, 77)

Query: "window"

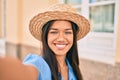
(90, 0), (115, 33)
(61, 0), (118, 64)
(64, 0), (115, 33)
(65, 0), (82, 14)
(65, 0), (81, 5)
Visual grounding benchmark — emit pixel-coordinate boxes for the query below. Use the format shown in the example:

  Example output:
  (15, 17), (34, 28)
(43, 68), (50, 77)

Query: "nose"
(57, 32), (65, 41)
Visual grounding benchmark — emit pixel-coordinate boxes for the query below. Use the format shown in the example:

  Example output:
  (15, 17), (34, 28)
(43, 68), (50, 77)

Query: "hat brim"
(29, 11), (90, 41)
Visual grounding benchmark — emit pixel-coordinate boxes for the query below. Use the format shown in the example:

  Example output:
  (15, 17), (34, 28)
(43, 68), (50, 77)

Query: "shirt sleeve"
(23, 54), (51, 80)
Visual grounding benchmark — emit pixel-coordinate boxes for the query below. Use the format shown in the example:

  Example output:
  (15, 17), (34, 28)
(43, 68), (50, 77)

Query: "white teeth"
(55, 44), (66, 48)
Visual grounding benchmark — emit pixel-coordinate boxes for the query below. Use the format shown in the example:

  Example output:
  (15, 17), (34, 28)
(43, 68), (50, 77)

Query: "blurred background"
(0, 0), (120, 80)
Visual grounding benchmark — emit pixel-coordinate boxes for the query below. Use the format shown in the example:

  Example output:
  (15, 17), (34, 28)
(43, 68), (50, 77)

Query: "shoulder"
(23, 53), (49, 70)
(23, 53), (51, 80)
(23, 54), (44, 66)
(23, 54), (43, 62)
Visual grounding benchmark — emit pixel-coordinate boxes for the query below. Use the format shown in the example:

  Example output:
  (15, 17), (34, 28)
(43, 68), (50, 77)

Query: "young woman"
(0, 4), (90, 80)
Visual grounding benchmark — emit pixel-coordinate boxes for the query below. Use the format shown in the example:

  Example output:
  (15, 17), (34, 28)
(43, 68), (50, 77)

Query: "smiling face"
(47, 20), (73, 57)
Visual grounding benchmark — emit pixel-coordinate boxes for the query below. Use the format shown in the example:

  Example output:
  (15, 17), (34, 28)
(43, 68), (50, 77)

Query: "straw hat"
(29, 4), (90, 41)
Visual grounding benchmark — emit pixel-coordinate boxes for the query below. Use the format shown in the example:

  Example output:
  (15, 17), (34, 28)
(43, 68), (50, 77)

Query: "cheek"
(47, 35), (51, 44)
(47, 34), (55, 45)
(68, 35), (74, 43)
(70, 38), (73, 45)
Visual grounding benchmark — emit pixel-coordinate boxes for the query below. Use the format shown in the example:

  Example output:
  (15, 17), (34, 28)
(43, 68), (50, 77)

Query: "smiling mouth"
(55, 44), (66, 49)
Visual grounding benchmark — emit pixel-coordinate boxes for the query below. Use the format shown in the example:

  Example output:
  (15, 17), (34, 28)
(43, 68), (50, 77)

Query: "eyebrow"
(49, 28), (58, 30)
(65, 28), (72, 30)
(50, 28), (72, 30)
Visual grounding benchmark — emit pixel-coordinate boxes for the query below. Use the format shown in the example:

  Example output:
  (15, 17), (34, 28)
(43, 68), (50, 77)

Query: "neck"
(56, 55), (67, 68)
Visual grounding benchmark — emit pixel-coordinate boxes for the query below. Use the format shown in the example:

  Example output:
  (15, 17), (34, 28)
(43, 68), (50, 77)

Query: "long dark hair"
(41, 20), (83, 80)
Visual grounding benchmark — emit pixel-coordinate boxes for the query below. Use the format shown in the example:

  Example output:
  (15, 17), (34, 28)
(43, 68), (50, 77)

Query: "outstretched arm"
(0, 57), (38, 80)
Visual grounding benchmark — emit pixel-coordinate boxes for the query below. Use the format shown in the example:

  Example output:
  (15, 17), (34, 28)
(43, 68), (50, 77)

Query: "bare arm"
(0, 57), (38, 80)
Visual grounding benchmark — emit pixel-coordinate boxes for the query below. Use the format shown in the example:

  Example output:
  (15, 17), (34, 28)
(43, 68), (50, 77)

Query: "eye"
(49, 31), (58, 34)
(65, 31), (73, 34)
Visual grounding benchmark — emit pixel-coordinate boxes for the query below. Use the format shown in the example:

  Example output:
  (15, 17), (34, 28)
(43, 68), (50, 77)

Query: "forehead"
(50, 20), (72, 29)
